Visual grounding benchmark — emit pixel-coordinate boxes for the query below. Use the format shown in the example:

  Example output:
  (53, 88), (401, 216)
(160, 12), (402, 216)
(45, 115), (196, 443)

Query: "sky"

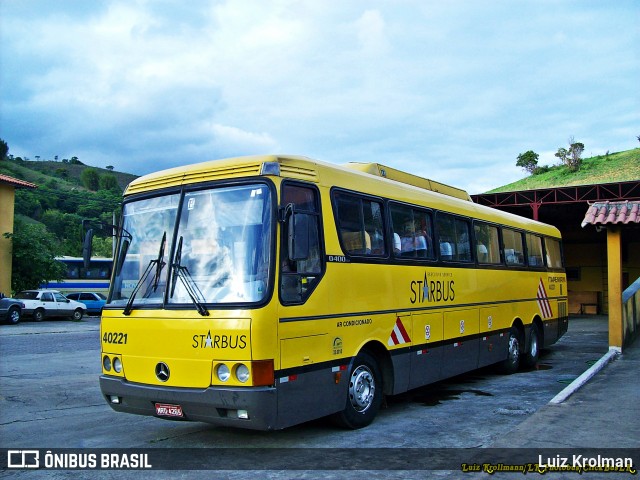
(1, 0), (638, 194)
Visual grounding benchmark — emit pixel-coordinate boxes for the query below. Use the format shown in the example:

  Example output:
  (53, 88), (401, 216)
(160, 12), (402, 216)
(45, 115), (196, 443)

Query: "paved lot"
(0, 315), (635, 479)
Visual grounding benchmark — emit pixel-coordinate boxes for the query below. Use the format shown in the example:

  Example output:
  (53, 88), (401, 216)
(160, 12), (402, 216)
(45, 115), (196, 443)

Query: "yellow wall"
(0, 183), (16, 295)
(626, 239), (640, 290)
(565, 239), (640, 315)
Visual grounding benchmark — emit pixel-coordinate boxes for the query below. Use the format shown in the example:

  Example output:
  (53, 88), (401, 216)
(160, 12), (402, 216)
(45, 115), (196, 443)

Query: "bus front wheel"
(333, 351), (382, 429)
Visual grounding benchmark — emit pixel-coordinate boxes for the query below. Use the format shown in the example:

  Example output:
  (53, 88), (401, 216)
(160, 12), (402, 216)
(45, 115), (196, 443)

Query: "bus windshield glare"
(109, 184), (273, 309)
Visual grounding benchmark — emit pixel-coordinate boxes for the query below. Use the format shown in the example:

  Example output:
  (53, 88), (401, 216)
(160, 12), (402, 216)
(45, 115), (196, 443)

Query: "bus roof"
(343, 162), (472, 202)
(124, 155), (560, 238)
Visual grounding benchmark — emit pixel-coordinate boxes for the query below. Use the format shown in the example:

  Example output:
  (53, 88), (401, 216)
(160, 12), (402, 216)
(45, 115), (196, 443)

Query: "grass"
(487, 148), (640, 193)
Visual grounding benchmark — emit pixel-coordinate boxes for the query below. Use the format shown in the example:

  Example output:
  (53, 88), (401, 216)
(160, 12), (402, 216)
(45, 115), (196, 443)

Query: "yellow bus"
(98, 155), (568, 430)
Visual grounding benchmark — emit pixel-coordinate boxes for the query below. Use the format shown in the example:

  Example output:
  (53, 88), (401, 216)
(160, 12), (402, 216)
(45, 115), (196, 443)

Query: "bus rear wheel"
(333, 351), (382, 429)
(500, 327), (521, 374)
(522, 323), (541, 368)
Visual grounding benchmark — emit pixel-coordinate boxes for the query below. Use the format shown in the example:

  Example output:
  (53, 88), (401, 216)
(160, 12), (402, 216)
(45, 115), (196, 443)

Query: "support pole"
(607, 226), (623, 350)
(530, 202), (541, 221)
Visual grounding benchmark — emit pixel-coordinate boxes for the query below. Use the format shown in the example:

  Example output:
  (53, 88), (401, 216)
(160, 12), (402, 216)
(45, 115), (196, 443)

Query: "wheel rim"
(9, 309), (19, 323)
(508, 335), (520, 365)
(349, 365), (375, 413)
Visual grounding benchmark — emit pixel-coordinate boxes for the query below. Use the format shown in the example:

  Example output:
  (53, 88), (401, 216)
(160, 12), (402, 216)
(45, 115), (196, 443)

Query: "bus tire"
(72, 309), (84, 321)
(522, 323), (541, 368)
(33, 308), (45, 322)
(500, 327), (521, 374)
(7, 306), (21, 325)
(333, 351), (382, 429)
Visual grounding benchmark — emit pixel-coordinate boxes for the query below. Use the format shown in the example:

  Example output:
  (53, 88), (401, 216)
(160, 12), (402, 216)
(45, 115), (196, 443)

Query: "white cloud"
(1, 0), (638, 193)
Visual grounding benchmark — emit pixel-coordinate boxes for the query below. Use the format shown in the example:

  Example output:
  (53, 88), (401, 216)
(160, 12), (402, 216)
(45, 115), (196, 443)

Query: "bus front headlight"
(236, 364), (250, 383)
(216, 364), (231, 382)
(113, 357), (123, 373)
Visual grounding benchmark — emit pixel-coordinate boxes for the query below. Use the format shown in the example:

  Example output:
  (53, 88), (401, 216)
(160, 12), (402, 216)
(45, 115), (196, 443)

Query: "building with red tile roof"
(0, 174), (37, 295)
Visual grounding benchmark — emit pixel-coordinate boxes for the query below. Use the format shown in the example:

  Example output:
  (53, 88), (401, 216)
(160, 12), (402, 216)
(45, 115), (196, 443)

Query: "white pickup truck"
(14, 289), (86, 321)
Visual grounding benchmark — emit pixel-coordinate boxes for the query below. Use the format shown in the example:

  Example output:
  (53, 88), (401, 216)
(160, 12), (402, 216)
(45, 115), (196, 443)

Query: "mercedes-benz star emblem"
(155, 362), (170, 382)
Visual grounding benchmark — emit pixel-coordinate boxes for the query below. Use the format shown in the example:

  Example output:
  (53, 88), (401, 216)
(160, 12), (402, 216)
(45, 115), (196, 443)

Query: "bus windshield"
(109, 184), (273, 309)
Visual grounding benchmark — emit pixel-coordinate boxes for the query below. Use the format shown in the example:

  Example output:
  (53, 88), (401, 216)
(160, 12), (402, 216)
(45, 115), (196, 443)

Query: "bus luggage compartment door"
(440, 309), (480, 378)
(409, 312), (444, 389)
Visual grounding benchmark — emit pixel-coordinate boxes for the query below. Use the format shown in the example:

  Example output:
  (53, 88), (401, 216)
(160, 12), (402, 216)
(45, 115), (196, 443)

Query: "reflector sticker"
(387, 316), (411, 346)
(537, 277), (553, 319)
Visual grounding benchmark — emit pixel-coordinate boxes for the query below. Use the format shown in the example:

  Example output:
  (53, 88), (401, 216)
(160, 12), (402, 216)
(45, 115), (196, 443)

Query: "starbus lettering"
(192, 330), (247, 349)
(410, 272), (455, 304)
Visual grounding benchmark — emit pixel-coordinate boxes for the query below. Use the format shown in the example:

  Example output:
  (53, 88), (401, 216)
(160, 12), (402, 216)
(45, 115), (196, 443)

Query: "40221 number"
(103, 332), (128, 344)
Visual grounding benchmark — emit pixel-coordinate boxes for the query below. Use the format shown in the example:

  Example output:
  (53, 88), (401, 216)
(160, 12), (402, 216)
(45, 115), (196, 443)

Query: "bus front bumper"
(100, 375), (279, 430)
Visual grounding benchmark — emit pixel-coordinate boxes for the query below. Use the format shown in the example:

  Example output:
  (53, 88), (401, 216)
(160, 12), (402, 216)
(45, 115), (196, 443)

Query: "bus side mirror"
(82, 229), (94, 270)
(115, 239), (130, 275)
(288, 212), (310, 261)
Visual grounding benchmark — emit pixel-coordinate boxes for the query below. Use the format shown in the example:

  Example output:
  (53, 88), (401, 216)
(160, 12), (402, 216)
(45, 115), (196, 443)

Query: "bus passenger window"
(503, 228), (525, 266)
(474, 222), (501, 264)
(390, 203), (434, 260)
(544, 237), (564, 269)
(526, 233), (544, 267)
(333, 192), (385, 257)
(436, 213), (471, 262)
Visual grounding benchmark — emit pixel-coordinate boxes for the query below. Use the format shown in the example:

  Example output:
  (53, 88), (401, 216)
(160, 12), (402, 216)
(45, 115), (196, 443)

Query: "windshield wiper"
(123, 232), (166, 316)
(170, 236), (209, 316)
(151, 232), (167, 291)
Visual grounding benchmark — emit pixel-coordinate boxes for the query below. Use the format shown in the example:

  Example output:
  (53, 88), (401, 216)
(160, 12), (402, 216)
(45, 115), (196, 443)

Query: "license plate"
(155, 403), (184, 418)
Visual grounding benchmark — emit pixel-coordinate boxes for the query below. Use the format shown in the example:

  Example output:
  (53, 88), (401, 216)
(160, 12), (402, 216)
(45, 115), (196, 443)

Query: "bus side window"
(474, 222), (501, 264)
(334, 192), (385, 257)
(526, 233), (544, 267)
(390, 203), (434, 260)
(544, 237), (564, 269)
(503, 228), (525, 266)
(436, 213), (472, 262)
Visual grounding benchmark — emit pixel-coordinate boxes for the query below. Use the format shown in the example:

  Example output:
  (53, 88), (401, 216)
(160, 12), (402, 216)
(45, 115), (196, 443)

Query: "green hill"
(0, 158), (137, 192)
(487, 148), (640, 193)
(0, 156), (139, 257)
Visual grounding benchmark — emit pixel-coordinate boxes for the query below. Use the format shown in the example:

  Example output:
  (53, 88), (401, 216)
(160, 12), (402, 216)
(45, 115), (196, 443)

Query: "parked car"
(14, 289), (86, 321)
(0, 296), (25, 325)
(65, 292), (106, 315)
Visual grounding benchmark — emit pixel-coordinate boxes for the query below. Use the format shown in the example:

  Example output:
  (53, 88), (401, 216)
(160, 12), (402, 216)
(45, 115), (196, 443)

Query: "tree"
(554, 137), (584, 172)
(14, 189), (42, 217)
(3, 218), (66, 292)
(516, 150), (539, 174)
(554, 147), (568, 165)
(99, 173), (121, 192)
(568, 139), (584, 171)
(92, 236), (113, 257)
(106, 165), (114, 171)
(0, 138), (8, 160)
(41, 209), (82, 243)
(81, 168), (100, 190)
